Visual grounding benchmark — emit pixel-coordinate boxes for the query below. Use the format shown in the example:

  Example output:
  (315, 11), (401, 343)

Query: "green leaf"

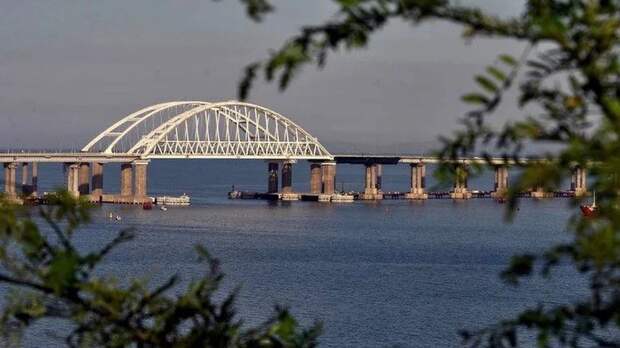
(486, 66), (508, 82)
(44, 252), (79, 294)
(499, 54), (518, 67)
(475, 75), (499, 93)
(501, 254), (535, 284)
(461, 93), (490, 105)
(336, 0), (363, 8)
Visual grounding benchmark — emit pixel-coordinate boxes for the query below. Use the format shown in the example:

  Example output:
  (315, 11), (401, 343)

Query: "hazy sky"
(0, 0), (527, 153)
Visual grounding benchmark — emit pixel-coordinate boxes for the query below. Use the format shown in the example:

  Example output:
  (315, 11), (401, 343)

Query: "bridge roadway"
(332, 154), (532, 165)
(0, 151), (586, 204)
(0, 152), (139, 163)
(0, 152), (529, 164)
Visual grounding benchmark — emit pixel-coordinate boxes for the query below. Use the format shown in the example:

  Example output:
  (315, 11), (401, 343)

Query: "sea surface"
(17, 160), (587, 347)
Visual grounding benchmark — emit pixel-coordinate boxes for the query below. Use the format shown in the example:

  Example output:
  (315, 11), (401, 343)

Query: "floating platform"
(331, 193), (354, 202)
(154, 194), (191, 206)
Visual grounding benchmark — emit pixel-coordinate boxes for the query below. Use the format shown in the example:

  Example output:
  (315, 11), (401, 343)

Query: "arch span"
(82, 101), (333, 160)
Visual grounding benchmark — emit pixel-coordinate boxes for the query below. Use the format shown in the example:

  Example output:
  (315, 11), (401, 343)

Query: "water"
(17, 160), (587, 347)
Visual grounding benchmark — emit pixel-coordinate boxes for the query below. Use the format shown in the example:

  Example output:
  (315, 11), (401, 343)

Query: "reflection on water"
(23, 160), (585, 347)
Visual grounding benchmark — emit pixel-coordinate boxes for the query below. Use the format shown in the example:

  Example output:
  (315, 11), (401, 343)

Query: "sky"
(0, 0), (527, 153)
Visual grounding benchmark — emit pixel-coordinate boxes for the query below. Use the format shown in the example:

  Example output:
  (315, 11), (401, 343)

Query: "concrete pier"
(281, 162), (293, 193)
(78, 163), (90, 195)
(91, 162), (104, 200)
(310, 163), (322, 194)
(268, 162), (279, 194)
(31, 162), (38, 196)
(120, 163), (133, 196)
(405, 163), (428, 199)
(134, 160), (149, 198)
(376, 164), (382, 191)
(491, 165), (508, 198)
(21, 163), (31, 195)
(3, 163), (17, 197)
(571, 166), (587, 197)
(450, 165), (472, 199)
(321, 162), (336, 195)
(360, 164), (383, 200)
(65, 163), (80, 197)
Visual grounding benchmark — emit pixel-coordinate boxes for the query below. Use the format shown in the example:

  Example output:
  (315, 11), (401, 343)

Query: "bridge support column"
(267, 162), (279, 194)
(21, 163), (32, 195)
(31, 162), (38, 197)
(491, 165), (509, 198)
(65, 163), (80, 197)
(120, 163), (133, 197)
(376, 164), (383, 191)
(571, 166), (587, 197)
(451, 164), (471, 199)
(405, 163), (427, 199)
(321, 162), (336, 195)
(3, 163), (17, 197)
(78, 163), (90, 195)
(133, 160), (149, 201)
(310, 163), (322, 194)
(281, 161), (300, 200)
(281, 162), (293, 193)
(91, 162), (103, 201)
(360, 164), (383, 200)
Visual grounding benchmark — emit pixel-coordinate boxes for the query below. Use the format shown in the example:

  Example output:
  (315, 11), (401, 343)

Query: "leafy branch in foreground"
(237, 0), (620, 346)
(0, 191), (320, 347)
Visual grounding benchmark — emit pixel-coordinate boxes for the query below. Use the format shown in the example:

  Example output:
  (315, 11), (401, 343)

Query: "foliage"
(0, 191), (320, 347)
(237, 0), (620, 347)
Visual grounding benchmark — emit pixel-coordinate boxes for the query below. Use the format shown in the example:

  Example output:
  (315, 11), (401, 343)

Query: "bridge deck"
(0, 153), (140, 163)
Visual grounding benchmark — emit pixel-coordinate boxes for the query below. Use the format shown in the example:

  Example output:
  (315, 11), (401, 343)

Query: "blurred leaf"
(475, 75), (499, 93)
(486, 66), (508, 82)
(462, 93), (491, 105)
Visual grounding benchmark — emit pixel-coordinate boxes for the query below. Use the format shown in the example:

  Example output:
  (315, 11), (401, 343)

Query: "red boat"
(580, 191), (597, 217)
(142, 201), (153, 210)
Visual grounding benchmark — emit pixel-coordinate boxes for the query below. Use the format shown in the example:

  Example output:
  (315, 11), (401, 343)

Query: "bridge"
(0, 100), (588, 203)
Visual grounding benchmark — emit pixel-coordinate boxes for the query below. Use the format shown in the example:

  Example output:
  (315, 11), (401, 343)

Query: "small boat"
(228, 190), (242, 199)
(160, 205), (168, 211)
(115, 215), (122, 221)
(142, 201), (153, 210)
(580, 191), (597, 217)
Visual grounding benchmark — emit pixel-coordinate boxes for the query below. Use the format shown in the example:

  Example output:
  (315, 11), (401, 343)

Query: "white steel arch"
(82, 101), (333, 160)
(82, 101), (209, 154)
